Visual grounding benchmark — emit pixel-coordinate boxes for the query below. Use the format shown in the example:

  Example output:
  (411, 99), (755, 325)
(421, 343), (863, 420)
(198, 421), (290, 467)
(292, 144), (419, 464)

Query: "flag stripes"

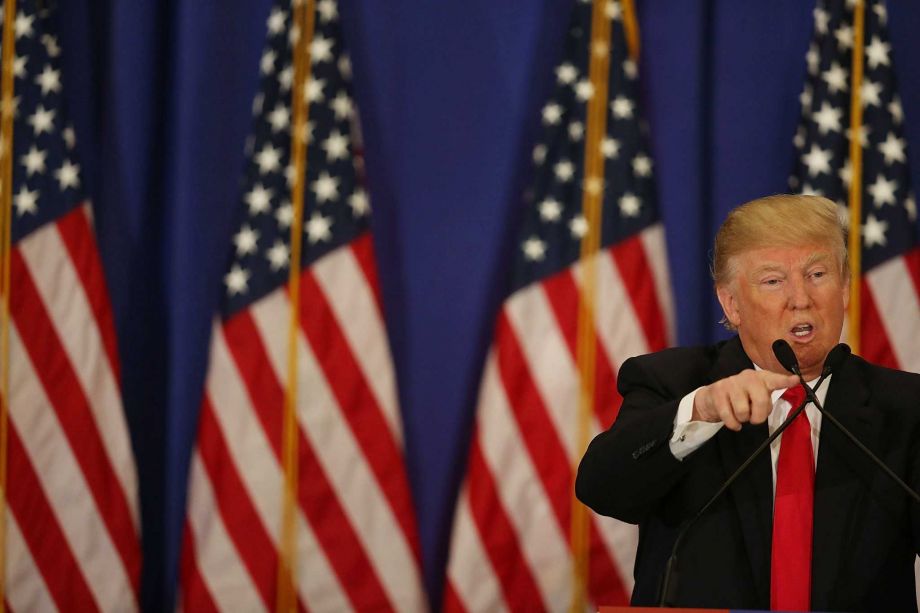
(446, 227), (672, 611)
(864, 249), (920, 371)
(182, 240), (426, 612)
(4, 203), (139, 611)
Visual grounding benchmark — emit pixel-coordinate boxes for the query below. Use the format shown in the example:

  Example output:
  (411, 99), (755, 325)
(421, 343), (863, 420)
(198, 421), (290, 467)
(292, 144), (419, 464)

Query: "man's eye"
(763, 278), (781, 286)
(811, 270), (826, 279)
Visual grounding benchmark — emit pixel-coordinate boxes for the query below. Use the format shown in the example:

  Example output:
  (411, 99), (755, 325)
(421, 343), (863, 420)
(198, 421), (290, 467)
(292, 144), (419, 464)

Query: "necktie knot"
(781, 384), (806, 409)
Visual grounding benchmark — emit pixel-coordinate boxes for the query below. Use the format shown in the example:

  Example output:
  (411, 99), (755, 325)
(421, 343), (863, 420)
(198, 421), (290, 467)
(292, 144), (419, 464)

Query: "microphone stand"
(657, 371), (833, 607)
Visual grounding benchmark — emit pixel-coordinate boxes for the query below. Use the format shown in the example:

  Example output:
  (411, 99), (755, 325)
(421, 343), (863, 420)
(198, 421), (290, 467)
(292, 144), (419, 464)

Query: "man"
(576, 194), (920, 611)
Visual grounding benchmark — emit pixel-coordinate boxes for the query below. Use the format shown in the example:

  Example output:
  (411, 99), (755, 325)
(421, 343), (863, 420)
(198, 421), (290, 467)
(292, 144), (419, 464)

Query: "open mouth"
(790, 323), (814, 339)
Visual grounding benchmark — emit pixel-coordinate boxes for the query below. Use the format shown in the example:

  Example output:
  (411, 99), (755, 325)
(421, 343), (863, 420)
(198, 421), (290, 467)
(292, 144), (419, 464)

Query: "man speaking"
(576, 194), (920, 611)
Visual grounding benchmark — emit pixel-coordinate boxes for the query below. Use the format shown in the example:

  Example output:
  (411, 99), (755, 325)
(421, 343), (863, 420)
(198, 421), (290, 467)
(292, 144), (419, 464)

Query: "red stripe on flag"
(7, 423), (99, 611)
(9, 249), (141, 593)
(298, 268), (422, 561)
(179, 520), (220, 613)
(587, 519), (630, 605)
(349, 232), (385, 314)
(442, 580), (469, 613)
(904, 247), (920, 298)
(860, 278), (899, 369)
(541, 271), (623, 429)
(610, 238), (668, 352)
(55, 205), (122, 383)
(197, 396), (278, 609)
(466, 435), (545, 611)
(222, 310), (393, 611)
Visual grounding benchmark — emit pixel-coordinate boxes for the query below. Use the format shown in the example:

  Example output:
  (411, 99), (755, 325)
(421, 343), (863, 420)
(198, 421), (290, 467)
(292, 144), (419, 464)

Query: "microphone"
(772, 340), (920, 506)
(657, 357), (823, 606)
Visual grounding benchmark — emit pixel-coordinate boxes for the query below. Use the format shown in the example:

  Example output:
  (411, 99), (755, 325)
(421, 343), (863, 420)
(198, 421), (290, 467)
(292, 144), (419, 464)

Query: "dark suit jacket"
(575, 337), (920, 612)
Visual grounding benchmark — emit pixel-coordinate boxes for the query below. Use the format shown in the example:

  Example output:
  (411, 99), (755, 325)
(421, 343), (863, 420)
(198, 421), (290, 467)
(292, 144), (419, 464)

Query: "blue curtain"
(54, 0), (920, 610)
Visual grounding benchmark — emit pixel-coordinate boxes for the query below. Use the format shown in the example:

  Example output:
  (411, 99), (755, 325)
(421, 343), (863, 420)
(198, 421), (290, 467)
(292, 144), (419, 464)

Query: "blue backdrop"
(53, 1), (920, 610)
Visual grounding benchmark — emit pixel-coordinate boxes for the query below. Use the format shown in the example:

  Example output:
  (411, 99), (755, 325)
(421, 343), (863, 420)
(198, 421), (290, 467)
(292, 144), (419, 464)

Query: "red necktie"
(771, 384), (813, 611)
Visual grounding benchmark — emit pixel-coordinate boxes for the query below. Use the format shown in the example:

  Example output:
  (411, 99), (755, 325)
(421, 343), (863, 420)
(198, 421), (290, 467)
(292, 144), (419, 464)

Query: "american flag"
(178, 0), (427, 610)
(443, 0), (674, 610)
(0, 1), (141, 611)
(790, 0), (920, 373)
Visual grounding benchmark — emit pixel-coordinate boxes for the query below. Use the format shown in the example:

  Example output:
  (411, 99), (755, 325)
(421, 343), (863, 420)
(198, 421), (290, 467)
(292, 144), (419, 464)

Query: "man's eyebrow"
(804, 252), (832, 268)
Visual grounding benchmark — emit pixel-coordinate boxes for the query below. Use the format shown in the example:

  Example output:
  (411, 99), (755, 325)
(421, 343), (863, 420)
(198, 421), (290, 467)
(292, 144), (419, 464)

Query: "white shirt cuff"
(669, 387), (724, 460)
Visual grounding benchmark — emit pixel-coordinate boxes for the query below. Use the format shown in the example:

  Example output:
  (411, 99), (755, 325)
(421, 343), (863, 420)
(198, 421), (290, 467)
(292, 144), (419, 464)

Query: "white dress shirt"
(669, 372), (831, 493)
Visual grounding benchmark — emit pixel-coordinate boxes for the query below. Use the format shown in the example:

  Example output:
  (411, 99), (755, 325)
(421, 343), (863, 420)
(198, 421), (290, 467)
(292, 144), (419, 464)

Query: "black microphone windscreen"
(823, 343), (851, 375)
(772, 339), (799, 374)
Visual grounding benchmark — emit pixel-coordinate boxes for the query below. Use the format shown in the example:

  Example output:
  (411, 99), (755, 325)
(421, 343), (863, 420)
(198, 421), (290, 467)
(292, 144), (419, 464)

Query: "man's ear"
(716, 284), (741, 328)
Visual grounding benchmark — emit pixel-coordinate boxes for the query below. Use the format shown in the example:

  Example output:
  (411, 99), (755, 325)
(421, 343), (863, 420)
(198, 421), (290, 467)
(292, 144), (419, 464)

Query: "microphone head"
(822, 343), (851, 376)
(772, 339), (800, 374)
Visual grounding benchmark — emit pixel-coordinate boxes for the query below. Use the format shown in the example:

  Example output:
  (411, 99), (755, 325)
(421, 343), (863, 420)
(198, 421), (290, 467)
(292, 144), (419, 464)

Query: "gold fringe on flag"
(277, 0), (316, 611)
(0, 1), (17, 610)
(846, 0), (865, 355)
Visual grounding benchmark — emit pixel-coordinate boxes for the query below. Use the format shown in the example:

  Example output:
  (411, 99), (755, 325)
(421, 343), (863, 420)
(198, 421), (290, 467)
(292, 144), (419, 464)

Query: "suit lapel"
(711, 337), (774, 605)
(811, 355), (877, 608)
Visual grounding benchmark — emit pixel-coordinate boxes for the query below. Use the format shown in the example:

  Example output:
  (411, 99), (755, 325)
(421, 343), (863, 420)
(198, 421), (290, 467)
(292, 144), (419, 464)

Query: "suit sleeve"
(575, 353), (700, 524)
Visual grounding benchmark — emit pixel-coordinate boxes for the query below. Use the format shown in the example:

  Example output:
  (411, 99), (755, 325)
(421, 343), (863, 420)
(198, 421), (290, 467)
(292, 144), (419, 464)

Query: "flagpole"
(0, 0), (17, 609)
(570, 0), (615, 610)
(278, 0), (315, 611)
(846, 0), (865, 355)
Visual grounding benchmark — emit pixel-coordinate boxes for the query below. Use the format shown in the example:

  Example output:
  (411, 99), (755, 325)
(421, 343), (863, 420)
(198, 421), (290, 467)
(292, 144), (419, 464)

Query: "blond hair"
(712, 194), (848, 288)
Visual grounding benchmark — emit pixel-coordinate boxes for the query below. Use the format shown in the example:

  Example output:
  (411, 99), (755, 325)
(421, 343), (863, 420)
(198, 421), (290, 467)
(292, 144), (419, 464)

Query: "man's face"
(716, 244), (848, 379)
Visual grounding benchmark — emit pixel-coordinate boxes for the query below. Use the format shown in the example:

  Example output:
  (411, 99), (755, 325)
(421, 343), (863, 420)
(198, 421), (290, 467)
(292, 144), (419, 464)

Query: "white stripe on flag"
(18, 222), (138, 525)
(250, 286), (426, 611)
(866, 257), (920, 373)
(313, 243), (403, 444)
(6, 512), (56, 613)
(640, 224), (676, 344)
(9, 323), (134, 612)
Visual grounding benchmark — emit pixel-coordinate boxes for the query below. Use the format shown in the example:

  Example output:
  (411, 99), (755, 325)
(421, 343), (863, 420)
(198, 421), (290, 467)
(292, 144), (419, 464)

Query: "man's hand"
(692, 370), (800, 431)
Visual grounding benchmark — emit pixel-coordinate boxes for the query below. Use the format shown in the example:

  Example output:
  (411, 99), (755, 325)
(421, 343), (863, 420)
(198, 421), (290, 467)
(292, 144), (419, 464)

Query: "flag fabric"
(0, 1), (141, 611)
(790, 0), (920, 373)
(443, 0), (674, 610)
(178, 1), (427, 611)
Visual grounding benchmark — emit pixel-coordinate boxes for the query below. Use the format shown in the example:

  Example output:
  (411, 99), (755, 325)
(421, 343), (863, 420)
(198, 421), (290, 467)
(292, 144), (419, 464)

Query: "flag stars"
(554, 160), (575, 182)
(834, 24), (853, 50)
(278, 66), (293, 91)
(862, 214), (888, 248)
(254, 144), (283, 174)
(878, 133), (906, 165)
(338, 55), (353, 80)
(861, 80), (882, 108)
(330, 92), (353, 120)
(14, 12), (34, 39)
(622, 59), (637, 79)
(605, 1), (621, 20)
(63, 126), (76, 149)
(867, 176), (897, 208)
(839, 160), (852, 187)
(349, 189), (370, 216)
(906, 194), (917, 222)
(233, 224), (259, 256)
(13, 185), (38, 216)
(569, 215), (588, 239)
(267, 104), (291, 132)
(245, 183), (273, 215)
(799, 84), (813, 112)
(889, 96), (903, 124)
(304, 77), (326, 103)
(522, 236), (546, 262)
(12, 55), (26, 79)
(224, 265), (250, 296)
(802, 144), (831, 177)
(568, 121), (584, 141)
(35, 65), (62, 95)
(305, 212), (333, 243)
(539, 197), (562, 221)
(600, 136), (620, 158)
(20, 145), (46, 176)
(575, 79), (594, 102)
(54, 160), (80, 190)
(542, 102), (563, 126)
(806, 44), (819, 76)
(310, 35), (334, 64)
(532, 144), (547, 164)
(632, 154), (652, 177)
(822, 62), (847, 94)
(267, 7), (286, 35)
(873, 2), (888, 25)
(619, 192), (641, 217)
(322, 130), (350, 161)
(276, 201), (293, 228)
(317, 0), (339, 23)
(28, 105), (54, 135)
(865, 37), (890, 69)
(846, 124), (869, 147)
(266, 240), (290, 271)
(611, 96), (634, 119)
(812, 102), (842, 134)
(260, 50), (277, 75)
(41, 34), (60, 57)
(556, 63), (577, 85)
(813, 7), (829, 34)
(311, 171), (340, 202)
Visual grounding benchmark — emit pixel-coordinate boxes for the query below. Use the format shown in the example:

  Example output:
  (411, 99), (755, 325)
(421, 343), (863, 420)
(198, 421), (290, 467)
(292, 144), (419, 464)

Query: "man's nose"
(787, 277), (812, 309)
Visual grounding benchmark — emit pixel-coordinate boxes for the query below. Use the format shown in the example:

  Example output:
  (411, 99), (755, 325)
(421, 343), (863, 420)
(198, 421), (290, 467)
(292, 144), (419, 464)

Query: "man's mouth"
(790, 323), (814, 339)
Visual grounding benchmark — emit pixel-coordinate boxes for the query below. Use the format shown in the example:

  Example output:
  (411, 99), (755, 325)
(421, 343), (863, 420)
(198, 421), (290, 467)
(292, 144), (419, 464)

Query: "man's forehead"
(735, 246), (836, 275)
